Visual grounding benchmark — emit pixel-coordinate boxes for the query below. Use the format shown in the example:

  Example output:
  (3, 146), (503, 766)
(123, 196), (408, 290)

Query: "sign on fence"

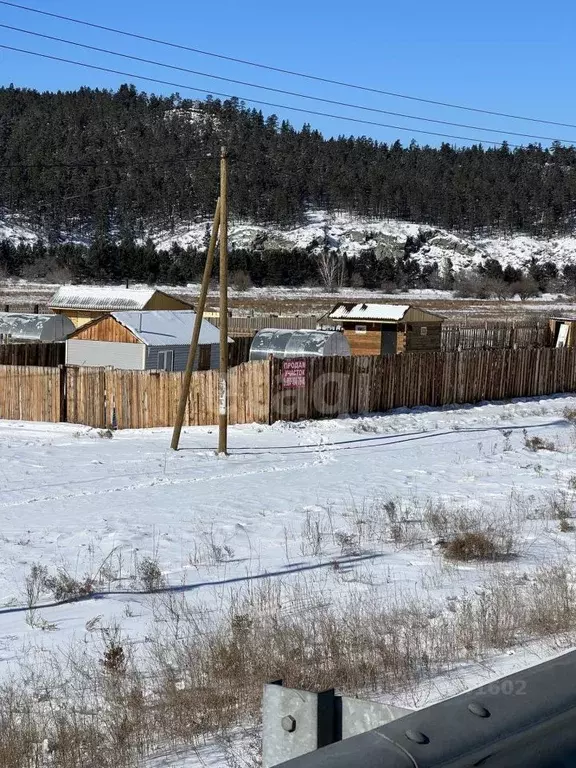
(282, 359), (307, 389)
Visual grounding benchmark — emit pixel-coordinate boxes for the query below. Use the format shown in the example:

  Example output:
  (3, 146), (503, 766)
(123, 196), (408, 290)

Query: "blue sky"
(2, 0), (576, 148)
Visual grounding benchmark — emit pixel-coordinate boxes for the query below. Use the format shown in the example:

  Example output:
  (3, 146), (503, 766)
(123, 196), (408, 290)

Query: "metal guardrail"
(271, 649), (576, 767)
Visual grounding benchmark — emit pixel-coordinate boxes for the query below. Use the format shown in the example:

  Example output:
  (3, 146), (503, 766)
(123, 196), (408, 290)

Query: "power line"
(26, 183), (120, 204)
(1, 0), (575, 131)
(60, 184), (122, 201)
(0, 43), (530, 148)
(1, 23), (572, 144)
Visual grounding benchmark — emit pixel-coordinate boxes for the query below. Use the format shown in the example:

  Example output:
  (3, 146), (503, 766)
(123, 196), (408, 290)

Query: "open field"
(2, 397), (576, 764)
(1, 279), (575, 321)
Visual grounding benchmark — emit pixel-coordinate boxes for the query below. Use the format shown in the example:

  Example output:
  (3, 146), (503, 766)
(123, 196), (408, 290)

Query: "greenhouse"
(0, 313), (75, 342)
(249, 328), (351, 361)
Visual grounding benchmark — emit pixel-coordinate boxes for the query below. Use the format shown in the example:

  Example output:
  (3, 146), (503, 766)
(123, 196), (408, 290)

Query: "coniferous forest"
(3, 84), (576, 236)
(2, 84), (576, 288)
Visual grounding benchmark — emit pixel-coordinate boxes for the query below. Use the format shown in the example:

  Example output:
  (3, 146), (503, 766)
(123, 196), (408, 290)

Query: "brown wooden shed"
(327, 303), (444, 356)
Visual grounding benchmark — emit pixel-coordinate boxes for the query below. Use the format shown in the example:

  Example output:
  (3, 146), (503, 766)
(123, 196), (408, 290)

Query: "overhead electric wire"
(0, 43), (530, 148)
(1, 23), (571, 144)
(1, 0), (575, 131)
(59, 184), (124, 200)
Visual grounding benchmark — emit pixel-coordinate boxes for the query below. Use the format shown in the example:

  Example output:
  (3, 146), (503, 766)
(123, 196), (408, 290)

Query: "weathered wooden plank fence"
(0, 347), (575, 430)
(64, 361), (270, 429)
(441, 323), (552, 351)
(268, 347), (576, 422)
(229, 335), (254, 366)
(212, 314), (320, 335)
(0, 365), (62, 422)
(0, 342), (65, 366)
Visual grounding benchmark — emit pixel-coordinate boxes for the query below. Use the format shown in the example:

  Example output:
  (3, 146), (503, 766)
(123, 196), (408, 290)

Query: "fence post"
(268, 356), (274, 425)
(59, 365), (67, 424)
(104, 367), (113, 429)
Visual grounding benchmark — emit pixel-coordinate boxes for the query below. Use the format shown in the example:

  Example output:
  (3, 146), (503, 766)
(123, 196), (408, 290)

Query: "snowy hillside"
(0, 213), (41, 245)
(149, 210), (576, 272)
(3, 208), (576, 272)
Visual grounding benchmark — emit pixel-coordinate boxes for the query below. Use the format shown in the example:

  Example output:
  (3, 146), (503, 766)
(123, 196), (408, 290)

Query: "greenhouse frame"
(0, 313), (75, 342)
(249, 328), (351, 361)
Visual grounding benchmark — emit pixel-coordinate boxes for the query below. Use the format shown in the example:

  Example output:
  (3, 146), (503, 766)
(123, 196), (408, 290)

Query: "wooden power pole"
(218, 146), (229, 455)
(171, 198), (221, 451)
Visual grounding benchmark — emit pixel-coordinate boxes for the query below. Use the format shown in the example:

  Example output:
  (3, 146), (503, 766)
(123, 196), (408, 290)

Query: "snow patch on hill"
(137, 210), (576, 272)
(0, 213), (39, 245)
(4, 208), (576, 272)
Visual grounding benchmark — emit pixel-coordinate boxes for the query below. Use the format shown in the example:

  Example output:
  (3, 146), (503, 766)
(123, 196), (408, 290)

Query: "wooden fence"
(63, 361), (270, 429)
(212, 314), (320, 335)
(1, 347), (576, 429)
(441, 323), (552, 351)
(0, 365), (63, 422)
(0, 342), (65, 367)
(229, 335), (254, 367)
(1, 303), (49, 314)
(269, 347), (576, 422)
(218, 316), (552, 353)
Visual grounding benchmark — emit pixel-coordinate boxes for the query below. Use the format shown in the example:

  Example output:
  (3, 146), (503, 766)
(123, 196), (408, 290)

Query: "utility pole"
(171, 198), (221, 451)
(218, 146), (229, 455)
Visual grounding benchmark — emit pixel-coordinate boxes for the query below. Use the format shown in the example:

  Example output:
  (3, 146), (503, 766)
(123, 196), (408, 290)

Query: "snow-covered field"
(2, 397), (576, 763)
(2, 277), (575, 324)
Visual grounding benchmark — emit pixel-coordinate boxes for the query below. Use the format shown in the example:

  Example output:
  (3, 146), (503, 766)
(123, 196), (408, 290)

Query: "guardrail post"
(262, 683), (335, 768)
(262, 683), (412, 768)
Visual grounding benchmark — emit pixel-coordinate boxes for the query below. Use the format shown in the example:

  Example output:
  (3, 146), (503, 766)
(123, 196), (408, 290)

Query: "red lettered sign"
(282, 358), (307, 389)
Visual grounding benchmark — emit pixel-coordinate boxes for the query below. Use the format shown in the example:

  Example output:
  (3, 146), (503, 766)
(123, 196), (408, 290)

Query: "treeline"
(0, 237), (423, 287)
(3, 238), (576, 297)
(3, 85), (576, 237)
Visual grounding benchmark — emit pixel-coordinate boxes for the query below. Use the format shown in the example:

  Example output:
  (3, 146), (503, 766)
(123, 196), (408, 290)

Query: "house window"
(157, 350), (174, 371)
(355, 324), (367, 334)
(420, 326), (428, 336)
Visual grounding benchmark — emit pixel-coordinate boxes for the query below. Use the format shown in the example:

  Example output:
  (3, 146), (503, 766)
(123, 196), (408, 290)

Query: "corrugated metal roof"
(111, 311), (228, 347)
(50, 286), (157, 310)
(329, 303), (410, 322)
(0, 313), (75, 341)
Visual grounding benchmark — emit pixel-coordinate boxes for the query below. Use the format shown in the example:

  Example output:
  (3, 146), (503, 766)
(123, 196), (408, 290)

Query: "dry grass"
(1, 487), (573, 766)
(339, 495), (523, 561)
(537, 489), (576, 531)
(443, 531), (504, 561)
(3, 561), (576, 767)
(425, 501), (520, 561)
(523, 429), (557, 452)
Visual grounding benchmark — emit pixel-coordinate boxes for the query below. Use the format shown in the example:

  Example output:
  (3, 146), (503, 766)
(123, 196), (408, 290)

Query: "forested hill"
(2, 84), (576, 239)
